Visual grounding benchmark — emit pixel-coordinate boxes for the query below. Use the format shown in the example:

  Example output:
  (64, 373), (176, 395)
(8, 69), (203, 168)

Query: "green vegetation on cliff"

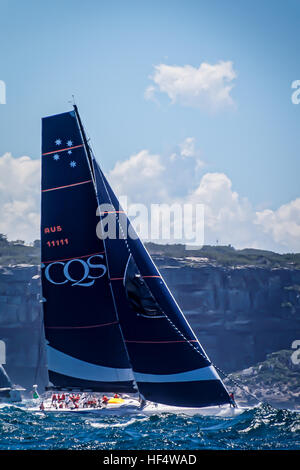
(0, 234), (300, 268)
(0, 234), (40, 266)
(225, 349), (300, 408)
(146, 242), (300, 268)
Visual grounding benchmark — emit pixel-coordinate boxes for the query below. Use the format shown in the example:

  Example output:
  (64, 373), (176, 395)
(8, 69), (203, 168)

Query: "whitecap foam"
(89, 417), (149, 429)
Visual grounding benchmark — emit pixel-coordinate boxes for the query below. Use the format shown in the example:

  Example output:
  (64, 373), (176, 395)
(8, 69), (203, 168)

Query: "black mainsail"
(40, 106), (231, 407)
(41, 110), (135, 392)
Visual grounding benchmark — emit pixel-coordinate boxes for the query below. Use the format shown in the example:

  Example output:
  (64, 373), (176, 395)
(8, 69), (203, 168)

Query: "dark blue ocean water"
(0, 403), (299, 450)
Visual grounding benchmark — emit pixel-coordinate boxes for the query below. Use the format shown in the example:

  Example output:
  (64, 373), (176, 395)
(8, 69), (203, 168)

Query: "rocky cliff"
(224, 349), (300, 409)
(0, 259), (299, 393)
(156, 256), (300, 374)
(0, 265), (48, 392)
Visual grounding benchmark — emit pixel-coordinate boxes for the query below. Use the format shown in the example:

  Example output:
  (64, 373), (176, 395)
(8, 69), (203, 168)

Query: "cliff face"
(224, 349), (300, 409)
(0, 261), (299, 391)
(156, 257), (300, 373)
(0, 266), (47, 392)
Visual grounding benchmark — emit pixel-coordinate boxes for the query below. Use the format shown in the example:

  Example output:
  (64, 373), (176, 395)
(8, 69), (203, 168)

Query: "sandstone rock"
(0, 261), (299, 395)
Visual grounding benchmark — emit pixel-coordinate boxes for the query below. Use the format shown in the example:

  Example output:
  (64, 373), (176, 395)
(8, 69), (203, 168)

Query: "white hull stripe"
(47, 346), (135, 383)
(134, 366), (220, 383)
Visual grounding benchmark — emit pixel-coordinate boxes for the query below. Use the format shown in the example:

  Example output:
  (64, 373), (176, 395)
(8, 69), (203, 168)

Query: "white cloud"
(145, 61), (237, 111)
(178, 137), (204, 170)
(108, 138), (204, 203)
(186, 173), (259, 248)
(255, 199), (300, 252)
(108, 146), (300, 253)
(179, 137), (196, 157)
(1, 148), (300, 253)
(0, 153), (40, 242)
(144, 85), (156, 101)
(108, 149), (168, 204)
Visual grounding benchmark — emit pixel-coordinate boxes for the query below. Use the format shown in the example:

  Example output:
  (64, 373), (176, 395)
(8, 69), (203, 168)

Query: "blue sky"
(0, 0), (299, 250)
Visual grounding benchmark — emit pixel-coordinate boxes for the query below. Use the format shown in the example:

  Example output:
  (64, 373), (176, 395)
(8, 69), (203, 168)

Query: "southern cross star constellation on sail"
(46, 137), (81, 168)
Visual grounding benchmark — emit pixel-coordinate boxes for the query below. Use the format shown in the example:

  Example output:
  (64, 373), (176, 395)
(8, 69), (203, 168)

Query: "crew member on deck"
(65, 394), (70, 408)
(229, 392), (237, 408)
(102, 395), (109, 406)
(32, 385), (39, 400)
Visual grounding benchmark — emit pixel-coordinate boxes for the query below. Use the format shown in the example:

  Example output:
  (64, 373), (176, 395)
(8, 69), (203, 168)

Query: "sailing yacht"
(36, 105), (238, 416)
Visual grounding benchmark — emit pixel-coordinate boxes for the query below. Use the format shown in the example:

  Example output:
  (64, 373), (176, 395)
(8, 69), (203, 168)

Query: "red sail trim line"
(42, 179), (92, 193)
(42, 144), (84, 155)
(110, 275), (161, 281)
(124, 340), (198, 344)
(42, 251), (105, 264)
(46, 321), (119, 330)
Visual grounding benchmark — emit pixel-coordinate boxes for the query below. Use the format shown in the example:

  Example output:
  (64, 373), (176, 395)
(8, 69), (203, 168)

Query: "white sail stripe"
(134, 365), (219, 383)
(47, 346), (135, 383)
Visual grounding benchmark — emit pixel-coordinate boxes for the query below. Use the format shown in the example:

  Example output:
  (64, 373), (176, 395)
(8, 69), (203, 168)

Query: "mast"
(72, 104), (139, 394)
(73, 104), (95, 181)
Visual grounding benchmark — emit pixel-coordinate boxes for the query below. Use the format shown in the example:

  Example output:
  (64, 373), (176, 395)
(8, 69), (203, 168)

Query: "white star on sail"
(70, 161), (77, 168)
(68, 150), (72, 155)
(53, 154), (60, 161)
(67, 140), (73, 147)
(55, 139), (62, 146)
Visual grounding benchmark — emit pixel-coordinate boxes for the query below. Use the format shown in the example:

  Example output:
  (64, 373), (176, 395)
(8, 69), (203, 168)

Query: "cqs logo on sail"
(0, 80), (6, 104)
(43, 254), (107, 287)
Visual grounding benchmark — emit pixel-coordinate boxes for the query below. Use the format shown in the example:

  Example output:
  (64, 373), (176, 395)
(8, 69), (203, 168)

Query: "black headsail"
(91, 157), (231, 407)
(41, 109), (136, 392)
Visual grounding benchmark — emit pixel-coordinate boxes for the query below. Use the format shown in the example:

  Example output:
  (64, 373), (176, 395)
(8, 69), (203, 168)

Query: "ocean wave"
(0, 402), (298, 450)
